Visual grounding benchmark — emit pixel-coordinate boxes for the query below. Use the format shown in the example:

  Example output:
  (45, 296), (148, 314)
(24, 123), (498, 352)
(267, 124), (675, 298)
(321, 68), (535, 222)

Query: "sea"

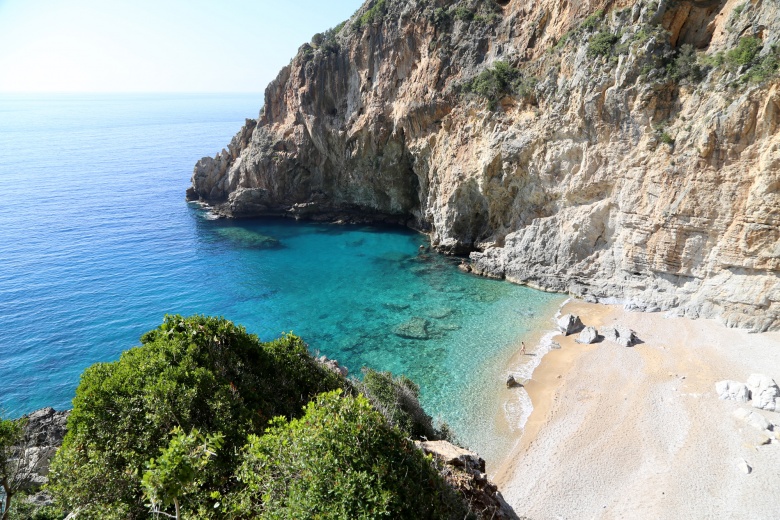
(0, 93), (564, 466)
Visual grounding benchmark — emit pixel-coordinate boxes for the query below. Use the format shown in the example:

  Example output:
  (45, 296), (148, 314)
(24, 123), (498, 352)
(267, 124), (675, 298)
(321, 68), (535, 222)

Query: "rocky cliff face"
(189, 0), (780, 332)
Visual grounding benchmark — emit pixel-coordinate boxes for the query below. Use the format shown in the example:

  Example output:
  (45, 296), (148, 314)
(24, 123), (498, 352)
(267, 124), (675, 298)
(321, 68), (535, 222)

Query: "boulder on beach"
(602, 325), (637, 347)
(733, 407), (771, 432)
(576, 326), (599, 345)
(746, 374), (780, 412)
(715, 380), (750, 402)
(557, 314), (584, 336)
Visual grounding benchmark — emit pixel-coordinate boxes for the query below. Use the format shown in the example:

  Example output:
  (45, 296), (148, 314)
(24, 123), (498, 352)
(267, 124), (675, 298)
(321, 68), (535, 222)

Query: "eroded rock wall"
(189, 0), (780, 331)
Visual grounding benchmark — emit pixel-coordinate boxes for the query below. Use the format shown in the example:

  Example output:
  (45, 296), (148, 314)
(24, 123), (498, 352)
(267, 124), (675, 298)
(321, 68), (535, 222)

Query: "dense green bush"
(229, 391), (466, 519)
(48, 315), (343, 519)
(357, 368), (436, 439)
(668, 44), (705, 83)
(462, 61), (536, 110)
(726, 36), (762, 68)
(587, 31), (620, 58)
(353, 0), (387, 30)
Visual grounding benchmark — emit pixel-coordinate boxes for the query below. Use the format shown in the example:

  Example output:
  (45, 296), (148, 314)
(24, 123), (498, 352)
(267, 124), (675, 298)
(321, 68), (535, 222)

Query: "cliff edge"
(188, 0), (780, 332)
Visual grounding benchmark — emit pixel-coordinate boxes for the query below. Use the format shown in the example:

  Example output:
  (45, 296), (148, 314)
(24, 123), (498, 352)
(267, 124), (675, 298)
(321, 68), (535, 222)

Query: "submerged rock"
(214, 227), (281, 249)
(393, 317), (434, 340)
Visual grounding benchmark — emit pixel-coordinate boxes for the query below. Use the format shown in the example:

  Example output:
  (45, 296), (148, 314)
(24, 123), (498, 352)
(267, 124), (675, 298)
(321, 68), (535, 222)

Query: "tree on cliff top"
(48, 315), (343, 519)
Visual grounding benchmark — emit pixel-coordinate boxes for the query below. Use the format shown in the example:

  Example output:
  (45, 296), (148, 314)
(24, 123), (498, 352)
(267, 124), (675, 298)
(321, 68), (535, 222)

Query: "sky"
(0, 0), (363, 93)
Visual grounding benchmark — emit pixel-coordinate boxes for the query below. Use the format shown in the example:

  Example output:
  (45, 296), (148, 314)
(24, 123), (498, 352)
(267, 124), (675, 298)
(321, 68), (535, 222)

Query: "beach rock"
(550, 342), (562, 350)
(746, 374), (780, 412)
(557, 314), (584, 336)
(575, 326), (599, 345)
(733, 407), (771, 432)
(737, 458), (752, 474)
(506, 374), (521, 388)
(393, 317), (432, 340)
(715, 380), (750, 403)
(602, 326), (637, 347)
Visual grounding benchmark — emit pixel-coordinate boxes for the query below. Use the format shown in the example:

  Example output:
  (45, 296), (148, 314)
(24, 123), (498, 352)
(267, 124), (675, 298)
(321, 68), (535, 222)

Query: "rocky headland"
(188, 0), (780, 332)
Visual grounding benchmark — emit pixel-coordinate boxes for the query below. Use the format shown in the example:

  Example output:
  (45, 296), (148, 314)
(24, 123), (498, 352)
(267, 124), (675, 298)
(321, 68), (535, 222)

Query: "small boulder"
(576, 326), (599, 344)
(737, 458), (752, 474)
(602, 326), (637, 347)
(715, 380), (750, 402)
(733, 407), (771, 432)
(746, 374), (780, 412)
(557, 314), (584, 336)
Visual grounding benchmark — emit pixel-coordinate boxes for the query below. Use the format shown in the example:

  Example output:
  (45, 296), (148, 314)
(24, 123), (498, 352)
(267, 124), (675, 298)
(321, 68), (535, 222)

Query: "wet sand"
(496, 300), (780, 519)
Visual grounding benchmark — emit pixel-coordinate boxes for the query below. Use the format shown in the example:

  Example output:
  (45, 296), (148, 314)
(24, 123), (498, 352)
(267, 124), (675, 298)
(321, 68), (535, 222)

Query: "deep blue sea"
(0, 94), (563, 465)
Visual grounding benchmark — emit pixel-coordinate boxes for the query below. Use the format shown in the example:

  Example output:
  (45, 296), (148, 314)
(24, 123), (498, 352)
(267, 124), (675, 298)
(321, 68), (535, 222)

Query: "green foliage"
(0, 416), (34, 520)
(668, 44), (704, 83)
(587, 31), (619, 58)
(48, 315), (342, 519)
(142, 427), (224, 519)
(732, 3), (747, 18)
(725, 36), (762, 68)
(353, 0), (387, 30)
(229, 391), (467, 519)
(453, 6), (474, 21)
(357, 369), (436, 440)
(581, 10), (604, 32)
(462, 61), (535, 110)
(745, 45), (780, 83)
(659, 132), (675, 145)
(2, 493), (63, 520)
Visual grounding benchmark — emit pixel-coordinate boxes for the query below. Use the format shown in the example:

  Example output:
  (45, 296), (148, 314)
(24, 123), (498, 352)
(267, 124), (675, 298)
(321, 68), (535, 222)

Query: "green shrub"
(725, 36), (762, 68)
(357, 368), (436, 439)
(353, 0), (387, 29)
(229, 391), (467, 519)
(48, 315), (343, 519)
(581, 10), (604, 31)
(660, 132), (675, 145)
(587, 30), (619, 58)
(454, 6), (474, 21)
(668, 44), (705, 82)
(462, 60), (535, 110)
(745, 45), (780, 83)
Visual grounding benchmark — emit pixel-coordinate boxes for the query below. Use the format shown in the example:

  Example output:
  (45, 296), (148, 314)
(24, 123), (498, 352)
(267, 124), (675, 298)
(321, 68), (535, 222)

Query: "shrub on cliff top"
(229, 391), (467, 519)
(48, 315), (343, 519)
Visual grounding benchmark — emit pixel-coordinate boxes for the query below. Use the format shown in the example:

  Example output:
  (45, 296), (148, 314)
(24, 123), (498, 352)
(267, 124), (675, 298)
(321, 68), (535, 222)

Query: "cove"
(0, 94), (563, 467)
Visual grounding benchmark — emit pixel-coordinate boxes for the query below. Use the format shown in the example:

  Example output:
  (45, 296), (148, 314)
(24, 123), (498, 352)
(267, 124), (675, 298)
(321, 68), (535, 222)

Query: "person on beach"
(520, 342), (526, 356)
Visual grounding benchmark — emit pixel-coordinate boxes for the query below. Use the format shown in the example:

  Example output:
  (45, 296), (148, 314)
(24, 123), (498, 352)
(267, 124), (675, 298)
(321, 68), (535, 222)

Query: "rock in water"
(715, 380), (750, 402)
(557, 314), (584, 336)
(506, 374), (521, 388)
(746, 374), (780, 412)
(393, 316), (433, 340)
(576, 326), (599, 344)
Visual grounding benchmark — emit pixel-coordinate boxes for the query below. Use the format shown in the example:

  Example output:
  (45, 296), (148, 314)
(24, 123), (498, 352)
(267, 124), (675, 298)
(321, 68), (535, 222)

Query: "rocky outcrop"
(16, 407), (69, 490)
(746, 373), (780, 412)
(189, 0), (780, 331)
(416, 440), (518, 520)
(576, 326), (600, 344)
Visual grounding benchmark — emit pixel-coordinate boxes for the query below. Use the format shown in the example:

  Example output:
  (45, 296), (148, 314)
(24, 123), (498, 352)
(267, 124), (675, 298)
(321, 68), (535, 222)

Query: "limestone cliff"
(188, 0), (780, 332)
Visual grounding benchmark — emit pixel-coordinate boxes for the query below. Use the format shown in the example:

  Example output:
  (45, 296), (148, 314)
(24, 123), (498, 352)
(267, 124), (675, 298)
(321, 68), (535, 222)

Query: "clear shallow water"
(0, 94), (563, 464)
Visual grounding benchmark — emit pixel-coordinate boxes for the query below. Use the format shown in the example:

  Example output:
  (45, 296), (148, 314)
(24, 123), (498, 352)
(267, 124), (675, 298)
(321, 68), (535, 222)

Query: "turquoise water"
(0, 94), (563, 464)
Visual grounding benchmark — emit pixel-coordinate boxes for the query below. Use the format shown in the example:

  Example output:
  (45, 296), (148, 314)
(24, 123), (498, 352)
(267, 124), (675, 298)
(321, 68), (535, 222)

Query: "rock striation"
(189, 0), (780, 331)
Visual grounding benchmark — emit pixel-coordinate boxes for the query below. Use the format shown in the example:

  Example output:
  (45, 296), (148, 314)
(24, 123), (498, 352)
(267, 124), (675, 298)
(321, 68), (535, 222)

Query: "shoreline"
(496, 299), (780, 518)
